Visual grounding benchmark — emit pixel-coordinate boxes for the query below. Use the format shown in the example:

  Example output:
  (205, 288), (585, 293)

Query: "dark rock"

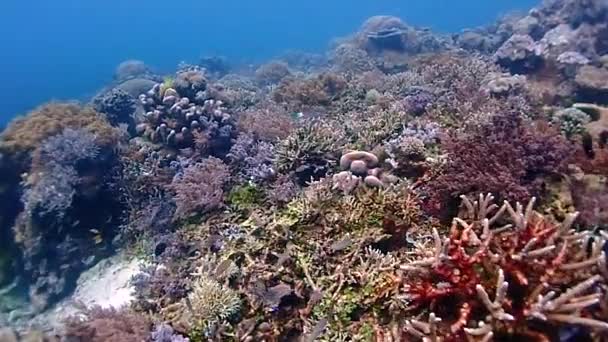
(92, 88), (137, 130)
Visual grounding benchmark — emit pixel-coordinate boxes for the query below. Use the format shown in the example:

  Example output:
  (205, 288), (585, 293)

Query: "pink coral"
(169, 157), (230, 220)
(426, 112), (573, 217)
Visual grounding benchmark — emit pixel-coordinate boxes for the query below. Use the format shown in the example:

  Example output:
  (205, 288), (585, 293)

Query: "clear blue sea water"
(0, 0), (538, 125)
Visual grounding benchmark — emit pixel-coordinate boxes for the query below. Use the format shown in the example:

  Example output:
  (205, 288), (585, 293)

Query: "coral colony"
(2, 0), (608, 341)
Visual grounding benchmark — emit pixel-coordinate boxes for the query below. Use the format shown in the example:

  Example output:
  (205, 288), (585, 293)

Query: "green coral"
(228, 183), (263, 212)
(160, 76), (175, 96)
(275, 120), (345, 173)
(312, 287), (363, 328)
(552, 107), (591, 139)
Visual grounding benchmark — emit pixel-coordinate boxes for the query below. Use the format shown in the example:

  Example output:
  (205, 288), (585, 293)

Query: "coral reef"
(275, 120), (345, 184)
(227, 133), (275, 183)
(235, 103), (294, 142)
(254, 61), (292, 86)
(3, 3), (608, 340)
(399, 194), (608, 340)
(0, 104), (126, 313)
(333, 150), (397, 193)
(273, 73), (347, 110)
(463, 0), (608, 106)
(354, 16), (449, 58)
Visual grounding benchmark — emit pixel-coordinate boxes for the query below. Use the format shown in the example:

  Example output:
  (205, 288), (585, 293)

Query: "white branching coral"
(186, 274), (241, 329)
(526, 275), (608, 330)
(404, 312), (442, 342)
(476, 269), (514, 322)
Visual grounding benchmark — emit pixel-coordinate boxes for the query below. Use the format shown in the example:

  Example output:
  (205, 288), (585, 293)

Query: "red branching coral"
(426, 112), (573, 217)
(169, 157), (231, 220)
(398, 194), (608, 341)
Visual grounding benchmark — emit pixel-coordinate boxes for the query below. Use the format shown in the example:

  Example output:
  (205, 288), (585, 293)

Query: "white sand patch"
(38, 252), (144, 328)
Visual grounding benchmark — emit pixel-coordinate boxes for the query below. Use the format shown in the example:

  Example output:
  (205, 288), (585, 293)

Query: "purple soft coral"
(426, 111), (572, 216)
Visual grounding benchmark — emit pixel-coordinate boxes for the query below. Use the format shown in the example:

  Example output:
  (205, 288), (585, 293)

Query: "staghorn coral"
(275, 120), (346, 184)
(169, 157), (230, 220)
(397, 194), (608, 340)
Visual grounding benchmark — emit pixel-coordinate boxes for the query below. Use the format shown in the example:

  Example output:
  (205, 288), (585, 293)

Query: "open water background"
(0, 0), (538, 125)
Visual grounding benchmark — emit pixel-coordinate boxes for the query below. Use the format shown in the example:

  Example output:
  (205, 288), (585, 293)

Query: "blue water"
(0, 0), (538, 125)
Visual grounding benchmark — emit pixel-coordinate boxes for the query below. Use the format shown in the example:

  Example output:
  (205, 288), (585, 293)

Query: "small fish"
(90, 229), (103, 245)
(184, 296), (195, 314)
(214, 259), (235, 278)
(330, 236), (352, 252)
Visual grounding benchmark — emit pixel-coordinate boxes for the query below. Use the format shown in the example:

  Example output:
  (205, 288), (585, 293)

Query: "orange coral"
(0, 102), (120, 163)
